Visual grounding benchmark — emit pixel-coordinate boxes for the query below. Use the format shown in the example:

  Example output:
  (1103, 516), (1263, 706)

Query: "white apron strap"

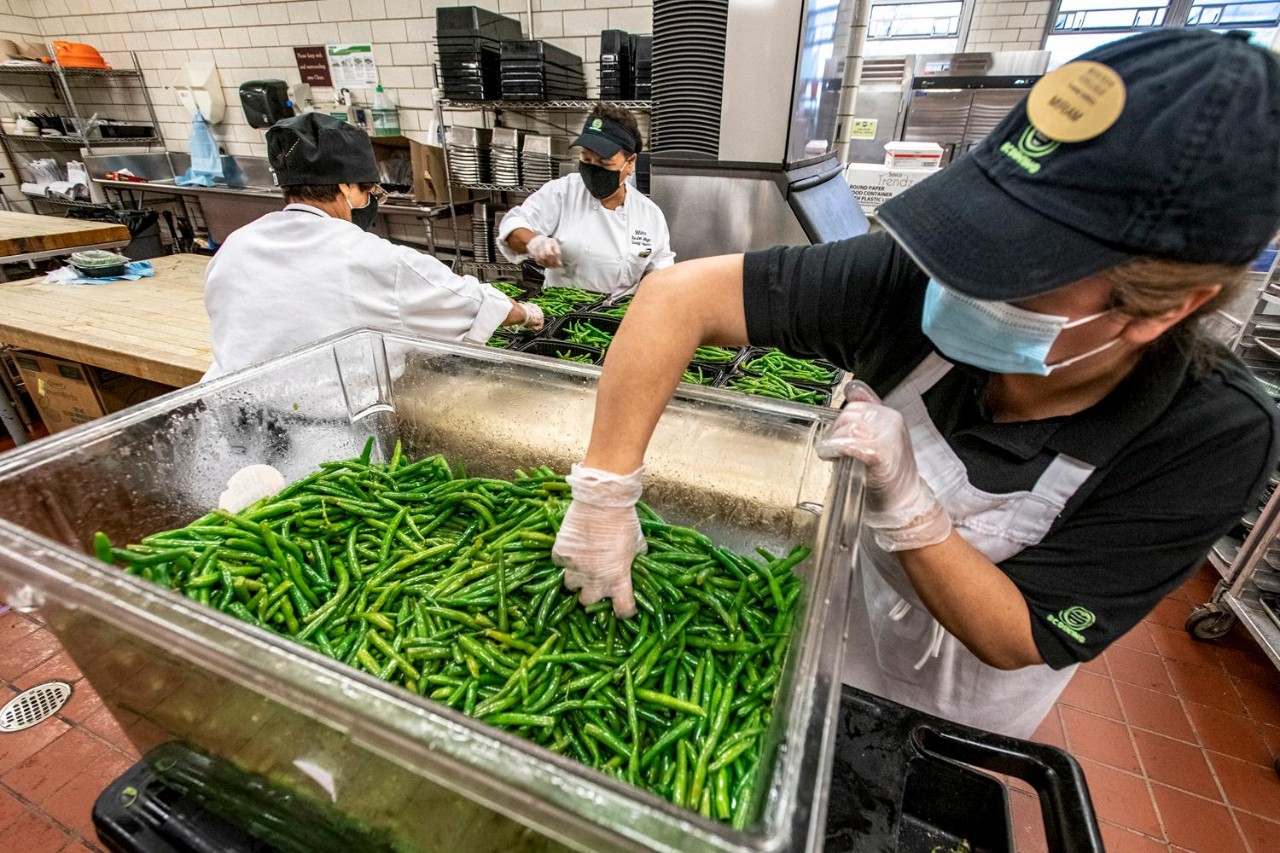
(1032, 454), (1096, 506)
(884, 352), (954, 408)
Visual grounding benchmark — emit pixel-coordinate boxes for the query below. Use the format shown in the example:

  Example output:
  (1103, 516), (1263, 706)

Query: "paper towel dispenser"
(239, 80), (292, 129)
(169, 62), (225, 124)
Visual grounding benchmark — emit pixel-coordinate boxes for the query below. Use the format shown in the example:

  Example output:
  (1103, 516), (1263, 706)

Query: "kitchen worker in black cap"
(498, 103), (675, 299)
(548, 30), (1280, 737)
(203, 112), (543, 379)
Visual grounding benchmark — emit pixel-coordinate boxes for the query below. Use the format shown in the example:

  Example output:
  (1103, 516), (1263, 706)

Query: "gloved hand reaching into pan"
(551, 463), (645, 618)
(817, 381), (952, 552)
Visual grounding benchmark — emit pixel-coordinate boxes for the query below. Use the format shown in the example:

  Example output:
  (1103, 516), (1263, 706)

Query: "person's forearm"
(896, 530), (1043, 670)
(506, 227), (535, 254)
(501, 297), (525, 326)
(584, 254), (749, 475)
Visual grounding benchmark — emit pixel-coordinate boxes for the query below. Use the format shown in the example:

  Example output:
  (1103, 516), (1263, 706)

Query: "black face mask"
(350, 195), (378, 231)
(579, 161), (625, 200)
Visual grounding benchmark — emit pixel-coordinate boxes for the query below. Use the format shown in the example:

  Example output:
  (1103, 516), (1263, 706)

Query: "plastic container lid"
(70, 249), (129, 268)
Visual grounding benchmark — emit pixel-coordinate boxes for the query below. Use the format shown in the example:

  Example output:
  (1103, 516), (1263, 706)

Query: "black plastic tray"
(516, 339), (603, 365)
(545, 312), (620, 348)
(93, 742), (399, 853)
(721, 371), (833, 407)
(740, 347), (846, 389)
(825, 685), (1102, 853)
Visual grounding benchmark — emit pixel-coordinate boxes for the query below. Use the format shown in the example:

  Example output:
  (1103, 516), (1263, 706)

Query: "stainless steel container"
(0, 329), (862, 852)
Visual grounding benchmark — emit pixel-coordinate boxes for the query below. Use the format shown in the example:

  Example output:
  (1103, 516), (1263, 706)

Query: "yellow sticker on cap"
(1026, 61), (1126, 143)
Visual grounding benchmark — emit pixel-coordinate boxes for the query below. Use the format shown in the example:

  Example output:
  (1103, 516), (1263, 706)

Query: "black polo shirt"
(744, 232), (1279, 668)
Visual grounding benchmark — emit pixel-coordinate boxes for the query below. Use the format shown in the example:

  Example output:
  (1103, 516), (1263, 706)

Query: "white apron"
(843, 353), (1096, 739)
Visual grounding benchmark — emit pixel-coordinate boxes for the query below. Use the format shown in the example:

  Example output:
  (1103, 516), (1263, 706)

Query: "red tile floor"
(0, 565), (1277, 852)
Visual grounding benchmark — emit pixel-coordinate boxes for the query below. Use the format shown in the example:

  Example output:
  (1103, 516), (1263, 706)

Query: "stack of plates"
(446, 125), (492, 185)
(651, 4), (724, 156)
(491, 127), (522, 188)
(600, 29), (633, 100)
(521, 134), (570, 190)
(472, 202), (497, 263)
(500, 40), (587, 101)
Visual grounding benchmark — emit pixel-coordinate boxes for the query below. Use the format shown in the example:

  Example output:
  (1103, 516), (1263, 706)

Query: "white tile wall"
(0, 0), (654, 216)
(965, 0), (1052, 52)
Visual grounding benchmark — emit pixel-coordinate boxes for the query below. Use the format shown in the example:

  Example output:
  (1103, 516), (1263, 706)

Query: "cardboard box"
(883, 141), (943, 169)
(843, 163), (939, 214)
(11, 352), (174, 434)
(365, 135), (475, 205)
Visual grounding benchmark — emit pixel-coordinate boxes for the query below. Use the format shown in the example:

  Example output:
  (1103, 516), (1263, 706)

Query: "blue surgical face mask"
(920, 279), (1118, 375)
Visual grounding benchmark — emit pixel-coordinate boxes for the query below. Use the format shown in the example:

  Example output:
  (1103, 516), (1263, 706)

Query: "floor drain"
(0, 681), (72, 732)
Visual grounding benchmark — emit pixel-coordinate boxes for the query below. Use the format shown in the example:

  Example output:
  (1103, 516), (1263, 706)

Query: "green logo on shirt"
(1047, 605), (1095, 643)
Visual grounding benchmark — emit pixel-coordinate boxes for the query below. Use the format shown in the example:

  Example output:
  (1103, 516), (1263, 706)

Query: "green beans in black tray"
(742, 350), (840, 387)
(692, 345), (740, 366)
(559, 320), (615, 349)
(681, 365), (721, 386)
(92, 440), (808, 828)
(728, 374), (829, 406)
(527, 286), (600, 318)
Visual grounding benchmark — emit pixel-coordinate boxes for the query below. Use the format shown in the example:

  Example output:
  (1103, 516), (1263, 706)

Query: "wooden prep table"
(0, 253), (212, 388)
(0, 210), (130, 269)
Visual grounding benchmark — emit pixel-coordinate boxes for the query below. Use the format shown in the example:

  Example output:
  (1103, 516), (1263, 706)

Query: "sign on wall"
(294, 46), (333, 87)
(326, 43), (379, 89)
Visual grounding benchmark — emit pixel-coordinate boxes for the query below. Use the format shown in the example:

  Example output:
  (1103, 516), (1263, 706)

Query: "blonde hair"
(1101, 257), (1251, 374)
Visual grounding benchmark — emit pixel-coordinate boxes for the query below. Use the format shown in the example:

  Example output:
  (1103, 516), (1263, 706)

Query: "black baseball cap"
(878, 30), (1280, 302)
(571, 113), (637, 158)
(265, 112), (379, 187)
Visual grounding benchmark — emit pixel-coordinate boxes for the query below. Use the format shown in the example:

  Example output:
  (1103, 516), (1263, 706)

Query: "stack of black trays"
(501, 40), (587, 101)
(600, 30), (632, 100)
(631, 34), (653, 100)
(436, 6), (523, 101)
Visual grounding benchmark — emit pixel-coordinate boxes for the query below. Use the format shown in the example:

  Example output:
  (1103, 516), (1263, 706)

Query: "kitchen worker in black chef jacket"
(548, 30), (1280, 738)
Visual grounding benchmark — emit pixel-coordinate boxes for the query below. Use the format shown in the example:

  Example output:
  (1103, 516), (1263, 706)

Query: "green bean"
(742, 349), (837, 385)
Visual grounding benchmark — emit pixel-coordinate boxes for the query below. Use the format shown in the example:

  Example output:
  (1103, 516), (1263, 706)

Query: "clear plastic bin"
(0, 329), (862, 852)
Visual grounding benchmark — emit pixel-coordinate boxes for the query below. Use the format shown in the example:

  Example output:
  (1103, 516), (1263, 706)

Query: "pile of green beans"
(743, 350), (837, 386)
(94, 442), (807, 827)
(488, 279), (524, 299)
(595, 300), (630, 319)
(528, 286), (599, 318)
(561, 321), (615, 348)
(728, 375), (826, 405)
(485, 335), (513, 349)
(555, 350), (596, 364)
(693, 346), (739, 365)
(681, 366), (717, 386)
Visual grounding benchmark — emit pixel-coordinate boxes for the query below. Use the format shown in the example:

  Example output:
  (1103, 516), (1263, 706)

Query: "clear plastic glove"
(526, 234), (563, 268)
(518, 301), (545, 331)
(551, 464), (646, 618)
(817, 381), (952, 552)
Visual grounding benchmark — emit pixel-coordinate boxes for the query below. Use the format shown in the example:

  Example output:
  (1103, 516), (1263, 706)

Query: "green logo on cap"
(590, 118), (603, 131)
(999, 125), (1060, 175)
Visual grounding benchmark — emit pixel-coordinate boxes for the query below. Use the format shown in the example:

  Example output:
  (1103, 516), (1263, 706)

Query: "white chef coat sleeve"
(644, 214), (677, 275)
(496, 181), (566, 264)
(392, 245), (512, 343)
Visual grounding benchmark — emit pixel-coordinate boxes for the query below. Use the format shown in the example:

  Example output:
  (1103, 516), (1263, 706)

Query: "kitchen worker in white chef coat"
(548, 30), (1280, 738)
(203, 113), (543, 380)
(497, 103), (674, 298)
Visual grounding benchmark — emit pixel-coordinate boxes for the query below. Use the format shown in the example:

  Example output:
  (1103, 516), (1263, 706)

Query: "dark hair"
(283, 182), (376, 204)
(591, 102), (643, 155)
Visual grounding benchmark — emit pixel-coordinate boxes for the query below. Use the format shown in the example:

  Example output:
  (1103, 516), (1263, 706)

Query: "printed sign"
(849, 118), (879, 140)
(294, 46), (333, 87)
(326, 43), (378, 88)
